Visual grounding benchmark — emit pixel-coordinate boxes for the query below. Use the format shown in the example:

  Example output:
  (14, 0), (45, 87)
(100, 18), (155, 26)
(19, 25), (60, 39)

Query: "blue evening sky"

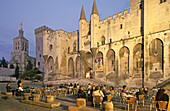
(0, 0), (130, 61)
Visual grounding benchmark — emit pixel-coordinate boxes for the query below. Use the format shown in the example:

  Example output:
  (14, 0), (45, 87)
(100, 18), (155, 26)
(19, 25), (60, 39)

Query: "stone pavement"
(0, 83), (154, 111)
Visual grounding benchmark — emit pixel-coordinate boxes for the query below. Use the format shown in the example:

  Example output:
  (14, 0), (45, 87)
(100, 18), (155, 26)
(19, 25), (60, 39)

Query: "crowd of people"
(5, 80), (169, 110)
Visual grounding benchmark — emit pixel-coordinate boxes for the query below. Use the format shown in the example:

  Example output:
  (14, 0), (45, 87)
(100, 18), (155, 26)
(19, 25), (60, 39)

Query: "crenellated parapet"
(99, 9), (130, 25)
(55, 30), (78, 38)
(35, 25), (53, 34)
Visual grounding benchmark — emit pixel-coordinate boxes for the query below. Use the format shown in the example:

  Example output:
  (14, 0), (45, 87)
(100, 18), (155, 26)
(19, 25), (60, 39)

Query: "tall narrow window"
(101, 36), (105, 45)
(73, 42), (76, 52)
(68, 47), (70, 54)
(120, 24), (123, 29)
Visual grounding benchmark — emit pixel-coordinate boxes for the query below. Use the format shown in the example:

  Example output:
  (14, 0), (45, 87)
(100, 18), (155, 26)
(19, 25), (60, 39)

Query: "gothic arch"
(68, 57), (74, 78)
(106, 49), (115, 73)
(47, 56), (54, 74)
(76, 56), (81, 78)
(85, 52), (93, 68)
(149, 38), (164, 78)
(133, 43), (143, 77)
(95, 51), (104, 72)
(119, 46), (130, 76)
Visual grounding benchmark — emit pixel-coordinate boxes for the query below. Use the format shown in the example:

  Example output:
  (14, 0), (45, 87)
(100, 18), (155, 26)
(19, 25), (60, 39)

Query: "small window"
(128, 31), (130, 34)
(97, 42), (99, 47)
(73, 43), (76, 52)
(110, 39), (112, 43)
(38, 62), (40, 66)
(120, 24), (123, 29)
(111, 60), (114, 66)
(101, 36), (105, 45)
(68, 47), (70, 54)
(139, 4), (143, 9)
(160, 0), (166, 3)
(39, 54), (41, 57)
(49, 44), (53, 50)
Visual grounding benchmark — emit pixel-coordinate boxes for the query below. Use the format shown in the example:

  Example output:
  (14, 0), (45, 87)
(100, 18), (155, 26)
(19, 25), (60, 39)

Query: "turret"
(91, 0), (99, 48)
(79, 5), (89, 50)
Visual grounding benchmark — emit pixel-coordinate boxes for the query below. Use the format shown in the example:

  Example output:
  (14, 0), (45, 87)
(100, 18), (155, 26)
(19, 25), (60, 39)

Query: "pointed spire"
(91, 0), (98, 15)
(80, 5), (86, 21)
(20, 22), (22, 30)
(19, 22), (24, 37)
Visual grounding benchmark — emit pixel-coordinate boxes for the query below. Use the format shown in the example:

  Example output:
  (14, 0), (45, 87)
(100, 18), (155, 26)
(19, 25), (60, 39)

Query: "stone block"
(5, 92), (12, 99)
(46, 96), (54, 103)
(32, 94), (40, 102)
(103, 101), (114, 111)
(20, 100), (60, 108)
(76, 98), (86, 107)
(23, 93), (31, 100)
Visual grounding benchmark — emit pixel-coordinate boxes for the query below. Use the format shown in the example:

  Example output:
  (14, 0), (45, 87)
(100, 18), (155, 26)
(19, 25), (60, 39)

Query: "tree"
(15, 64), (19, 79)
(19, 68), (42, 81)
(1, 57), (8, 68)
(26, 60), (33, 70)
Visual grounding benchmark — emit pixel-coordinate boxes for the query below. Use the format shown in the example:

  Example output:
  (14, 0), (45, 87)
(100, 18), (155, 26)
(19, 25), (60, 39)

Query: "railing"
(0, 76), (16, 82)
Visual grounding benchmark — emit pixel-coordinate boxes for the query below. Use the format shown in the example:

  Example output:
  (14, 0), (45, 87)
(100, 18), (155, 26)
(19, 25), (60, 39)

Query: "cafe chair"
(150, 96), (157, 111)
(137, 95), (145, 106)
(125, 97), (137, 111)
(156, 101), (168, 111)
(93, 96), (103, 108)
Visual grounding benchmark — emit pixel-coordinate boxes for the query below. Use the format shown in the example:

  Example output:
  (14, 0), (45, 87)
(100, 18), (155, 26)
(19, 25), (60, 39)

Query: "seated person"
(90, 85), (96, 106)
(6, 83), (12, 92)
(136, 88), (145, 100)
(24, 84), (30, 93)
(156, 89), (169, 110)
(121, 85), (128, 94)
(16, 83), (25, 96)
(144, 87), (149, 98)
(107, 86), (115, 95)
(101, 85), (107, 102)
(93, 86), (104, 103)
(78, 86), (86, 99)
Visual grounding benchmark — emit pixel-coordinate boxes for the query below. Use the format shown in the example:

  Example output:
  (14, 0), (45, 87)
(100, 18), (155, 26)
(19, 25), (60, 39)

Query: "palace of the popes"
(34, 0), (170, 88)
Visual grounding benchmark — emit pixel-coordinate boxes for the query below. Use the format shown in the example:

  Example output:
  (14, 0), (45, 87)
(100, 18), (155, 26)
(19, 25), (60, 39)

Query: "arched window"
(49, 44), (53, 50)
(101, 36), (105, 45)
(73, 42), (76, 52)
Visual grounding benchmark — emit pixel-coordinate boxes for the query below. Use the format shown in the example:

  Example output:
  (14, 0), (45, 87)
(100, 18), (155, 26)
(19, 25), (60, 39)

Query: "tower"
(90, 0), (99, 48)
(9, 23), (33, 73)
(79, 5), (89, 51)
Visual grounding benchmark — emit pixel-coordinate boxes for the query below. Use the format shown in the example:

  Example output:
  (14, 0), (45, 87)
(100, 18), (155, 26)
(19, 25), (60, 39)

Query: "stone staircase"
(156, 77), (170, 89)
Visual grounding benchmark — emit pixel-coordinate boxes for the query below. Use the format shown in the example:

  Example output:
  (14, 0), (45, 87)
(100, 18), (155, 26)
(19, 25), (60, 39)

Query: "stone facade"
(35, 0), (170, 87)
(9, 23), (35, 73)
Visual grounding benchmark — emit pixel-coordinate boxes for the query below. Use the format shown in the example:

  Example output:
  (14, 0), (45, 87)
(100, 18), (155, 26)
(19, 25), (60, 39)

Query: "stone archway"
(47, 56), (54, 74)
(85, 67), (93, 78)
(119, 46), (129, 77)
(133, 43), (143, 78)
(106, 49), (115, 73)
(68, 57), (74, 78)
(76, 56), (81, 78)
(149, 38), (164, 79)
